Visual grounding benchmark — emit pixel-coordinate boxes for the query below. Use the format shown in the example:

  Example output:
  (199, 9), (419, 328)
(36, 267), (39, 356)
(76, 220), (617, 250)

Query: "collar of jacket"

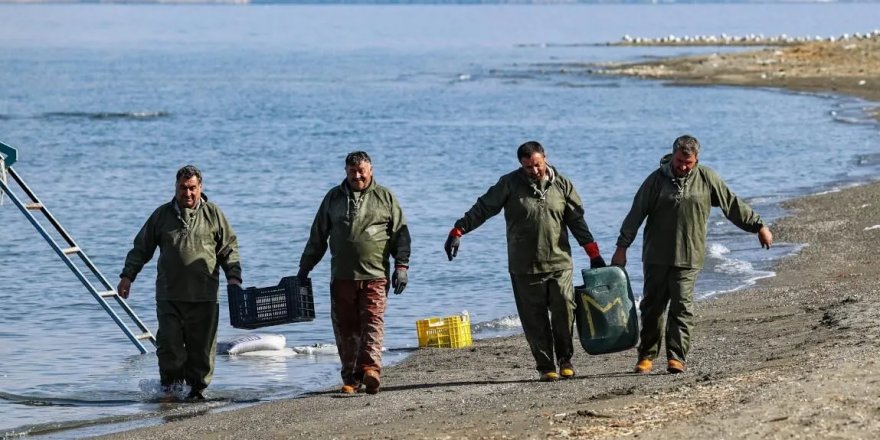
(339, 178), (377, 196)
(171, 194), (208, 214)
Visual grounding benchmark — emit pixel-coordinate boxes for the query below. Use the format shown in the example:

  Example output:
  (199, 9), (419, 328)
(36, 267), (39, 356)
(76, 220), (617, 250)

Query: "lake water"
(1, 3), (879, 437)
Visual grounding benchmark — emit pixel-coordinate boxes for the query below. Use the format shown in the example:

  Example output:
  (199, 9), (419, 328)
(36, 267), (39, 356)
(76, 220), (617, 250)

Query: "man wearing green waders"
(117, 165), (242, 401)
(612, 135), (773, 374)
(445, 141), (606, 382)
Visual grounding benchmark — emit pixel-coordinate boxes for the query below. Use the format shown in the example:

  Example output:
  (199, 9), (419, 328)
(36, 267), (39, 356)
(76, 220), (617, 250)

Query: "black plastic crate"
(227, 276), (315, 329)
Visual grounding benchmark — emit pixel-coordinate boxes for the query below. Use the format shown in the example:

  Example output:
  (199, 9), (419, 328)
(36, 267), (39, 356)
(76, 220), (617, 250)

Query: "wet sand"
(97, 39), (880, 440)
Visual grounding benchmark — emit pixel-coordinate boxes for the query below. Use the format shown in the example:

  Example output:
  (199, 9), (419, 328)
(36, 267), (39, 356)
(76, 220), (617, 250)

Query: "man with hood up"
(298, 151), (411, 395)
(117, 165), (242, 401)
(444, 141), (606, 382)
(612, 135), (773, 375)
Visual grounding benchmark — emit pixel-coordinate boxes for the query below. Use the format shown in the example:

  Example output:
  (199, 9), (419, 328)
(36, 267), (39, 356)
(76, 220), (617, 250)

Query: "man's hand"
(391, 266), (408, 295)
(758, 226), (773, 249)
(117, 277), (132, 299)
(228, 278), (242, 286)
(296, 268), (310, 285)
(444, 227), (463, 261)
(583, 242), (606, 269)
(611, 247), (627, 267)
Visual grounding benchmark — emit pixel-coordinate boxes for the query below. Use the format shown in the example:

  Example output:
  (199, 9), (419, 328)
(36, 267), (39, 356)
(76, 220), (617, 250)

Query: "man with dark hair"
(444, 141), (606, 382)
(612, 134), (773, 375)
(298, 151), (411, 395)
(118, 165), (241, 401)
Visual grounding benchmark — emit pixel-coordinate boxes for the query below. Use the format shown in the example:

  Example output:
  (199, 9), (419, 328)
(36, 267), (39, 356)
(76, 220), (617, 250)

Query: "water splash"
(138, 379), (190, 402)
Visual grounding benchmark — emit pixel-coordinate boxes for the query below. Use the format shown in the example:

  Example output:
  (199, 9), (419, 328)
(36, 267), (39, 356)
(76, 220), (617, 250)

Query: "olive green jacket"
(121, 195), (242, 302)
(299, 179), (410, 280)
(616, 154), (764, 269)
(454, 166), (597, 275)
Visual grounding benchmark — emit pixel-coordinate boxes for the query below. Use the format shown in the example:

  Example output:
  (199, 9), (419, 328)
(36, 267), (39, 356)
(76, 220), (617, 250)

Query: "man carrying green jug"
(611, 135), (773, 374)
(444, 141), (606, 382)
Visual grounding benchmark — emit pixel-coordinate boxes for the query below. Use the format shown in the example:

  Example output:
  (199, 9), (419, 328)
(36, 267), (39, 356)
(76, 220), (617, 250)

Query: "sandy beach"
(97, 38), (880, 440)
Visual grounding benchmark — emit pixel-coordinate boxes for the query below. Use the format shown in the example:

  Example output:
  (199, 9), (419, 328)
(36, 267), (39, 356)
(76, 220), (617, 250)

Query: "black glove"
(391, 266), (408, 295)
(444, 228), (463, 261)
(590, 255), (607, 269)
(296, 268), (310, 285)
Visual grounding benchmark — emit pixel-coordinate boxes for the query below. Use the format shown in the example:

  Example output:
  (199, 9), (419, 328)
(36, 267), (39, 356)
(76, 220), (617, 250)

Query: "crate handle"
(427, 319), (446, 328)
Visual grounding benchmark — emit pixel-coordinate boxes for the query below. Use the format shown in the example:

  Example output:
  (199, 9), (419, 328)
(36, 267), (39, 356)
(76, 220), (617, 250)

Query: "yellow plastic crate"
(416, 314), (472, 348)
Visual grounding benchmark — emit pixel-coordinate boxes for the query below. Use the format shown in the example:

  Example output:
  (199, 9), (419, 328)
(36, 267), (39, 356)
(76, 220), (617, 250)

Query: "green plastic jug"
(574, 266), (639, 355)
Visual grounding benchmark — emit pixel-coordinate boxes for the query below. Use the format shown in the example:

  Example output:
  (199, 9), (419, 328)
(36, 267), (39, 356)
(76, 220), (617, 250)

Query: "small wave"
(472, 315), (521, 334)
(856, 152), (880, 166)
(707, 242), (762, 276)
(829, 109), (877, 125)
(139, 379), (190, 402)
(40, 111), (170, 120)
(813, 187), (842, 195)
(290, 343), (339, 356)
(3, 390), (251, 439)
(812, 180), (867, 196)
(555, 81), (621, 89)
(716, 257), (754, 276)
(699, 270), (776, 300)
(706, 242), (730, 259)
(0, 391), (137, 408)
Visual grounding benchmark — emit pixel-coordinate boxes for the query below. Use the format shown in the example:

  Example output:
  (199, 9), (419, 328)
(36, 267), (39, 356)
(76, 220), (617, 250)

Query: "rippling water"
(1, 3), (879, 437)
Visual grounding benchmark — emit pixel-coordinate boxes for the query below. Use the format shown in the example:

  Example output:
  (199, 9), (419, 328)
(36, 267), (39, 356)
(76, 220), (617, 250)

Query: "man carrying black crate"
(117, 165), (242, 401)
(298, 151), (411, 395)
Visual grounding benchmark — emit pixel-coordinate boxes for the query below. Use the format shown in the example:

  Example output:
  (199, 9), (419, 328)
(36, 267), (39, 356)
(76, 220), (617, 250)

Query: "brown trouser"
(330, 278), (388, 385)
(155, 300), (219, 392)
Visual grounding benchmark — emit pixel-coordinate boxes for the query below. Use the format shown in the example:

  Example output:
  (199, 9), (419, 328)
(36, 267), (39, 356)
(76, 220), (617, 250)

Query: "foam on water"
(707, 243), (760, 277)
(707, 242), (730, 259)
(138, 379), (191, 402)
(289, 343), (340, 356)
(470, 315), (523, 339)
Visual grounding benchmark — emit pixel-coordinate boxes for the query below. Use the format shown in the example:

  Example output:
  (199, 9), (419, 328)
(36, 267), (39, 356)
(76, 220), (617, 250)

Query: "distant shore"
(607, 30), (880, 47)
(98, 38), (880, 440)
(599, 33), (880, 109)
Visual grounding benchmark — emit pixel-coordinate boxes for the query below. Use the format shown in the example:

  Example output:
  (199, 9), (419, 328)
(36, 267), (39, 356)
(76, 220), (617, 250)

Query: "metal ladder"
(1, 141), (156, 354)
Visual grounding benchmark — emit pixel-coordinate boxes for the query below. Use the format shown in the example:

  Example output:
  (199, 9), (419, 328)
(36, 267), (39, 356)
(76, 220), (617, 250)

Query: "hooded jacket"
(616, 154), (764, 269)
(454, 166), (596, 275)
(121, 195), (242, 302)
(300, 179), (410, 280)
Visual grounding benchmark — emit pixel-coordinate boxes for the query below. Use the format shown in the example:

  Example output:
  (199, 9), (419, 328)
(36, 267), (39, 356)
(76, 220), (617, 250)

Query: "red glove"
(583, 242), (607, 269)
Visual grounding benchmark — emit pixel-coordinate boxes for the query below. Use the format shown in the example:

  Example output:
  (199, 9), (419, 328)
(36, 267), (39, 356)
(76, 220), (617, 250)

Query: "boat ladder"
(0, 140), (155, 354)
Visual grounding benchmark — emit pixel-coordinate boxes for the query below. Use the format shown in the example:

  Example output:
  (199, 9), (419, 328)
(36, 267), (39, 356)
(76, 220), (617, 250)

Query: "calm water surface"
(1, 3), (879, 437)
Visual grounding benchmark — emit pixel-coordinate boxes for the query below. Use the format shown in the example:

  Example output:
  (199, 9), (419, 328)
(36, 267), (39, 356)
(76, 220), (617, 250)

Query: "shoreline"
(97, 40), (880, 439)
(597, 34), (880, 111)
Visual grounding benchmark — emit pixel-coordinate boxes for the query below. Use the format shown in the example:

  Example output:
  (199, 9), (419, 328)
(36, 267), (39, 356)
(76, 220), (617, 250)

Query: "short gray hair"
(673, 135), (701, 156)
(176, 165), (202, 183)
(345, 151), (372, 167)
